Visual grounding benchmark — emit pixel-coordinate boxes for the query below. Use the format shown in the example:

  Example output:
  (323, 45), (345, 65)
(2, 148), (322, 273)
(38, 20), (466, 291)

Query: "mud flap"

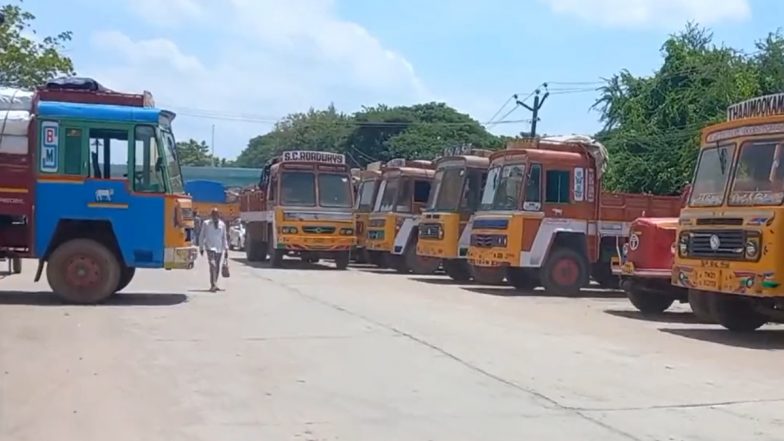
(457, 217), (474, 259)
(34, 259), (44, 282)
(392, 218), (418, 255)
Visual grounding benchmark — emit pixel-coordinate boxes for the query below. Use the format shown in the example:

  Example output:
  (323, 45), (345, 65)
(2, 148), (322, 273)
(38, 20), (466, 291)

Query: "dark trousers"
(207, 250), (223, 287)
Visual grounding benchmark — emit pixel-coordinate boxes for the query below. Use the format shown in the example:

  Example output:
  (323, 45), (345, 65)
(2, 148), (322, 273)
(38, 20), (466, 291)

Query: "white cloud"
(81, 0), (431, 158)
(128, 0), (204, 27)
(542, 0), (751, 28)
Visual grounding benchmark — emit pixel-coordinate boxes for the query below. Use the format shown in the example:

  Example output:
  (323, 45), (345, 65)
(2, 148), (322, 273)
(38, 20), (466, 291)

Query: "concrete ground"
(1, 254), (783, 441)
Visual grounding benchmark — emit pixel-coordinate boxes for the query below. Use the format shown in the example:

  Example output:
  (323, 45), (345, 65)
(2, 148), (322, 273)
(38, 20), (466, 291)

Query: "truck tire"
(116, 266), (136, 293)
(47, 238), (121, 304)
(688, 289), (714, 323)
(334, 252), (350, 270)
(626, 283), (675, 314)
(443, 260), (471, 282)
(11, 257), (22, 274)
(268, 239), (284, 268)
(246, 240), (267, 262)
(469, 265), (505, 285)
(709, 293), (768, 332)
(402, 243), (440, 275)
(506, 267), (539, 290)
(541, 247), (589, 296)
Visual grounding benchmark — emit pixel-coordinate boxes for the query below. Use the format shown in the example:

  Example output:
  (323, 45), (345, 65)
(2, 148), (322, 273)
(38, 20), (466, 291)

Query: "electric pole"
(211, 124), (216, 167)
(517, 84), (549, 138)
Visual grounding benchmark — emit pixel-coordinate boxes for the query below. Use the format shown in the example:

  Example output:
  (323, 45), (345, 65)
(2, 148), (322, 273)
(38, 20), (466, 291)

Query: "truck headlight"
(281, 226), (298, 234)
(340, 228), (354, 236)
(745, 235), (760, 260)
(679, 233), (688, 257)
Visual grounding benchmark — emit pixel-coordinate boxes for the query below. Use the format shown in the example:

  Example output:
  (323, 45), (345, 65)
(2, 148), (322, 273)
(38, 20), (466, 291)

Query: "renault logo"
(709, 234), (721, 251)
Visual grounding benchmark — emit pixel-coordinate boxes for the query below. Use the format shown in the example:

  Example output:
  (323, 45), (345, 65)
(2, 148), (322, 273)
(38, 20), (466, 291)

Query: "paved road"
(1, 254), (783, 441)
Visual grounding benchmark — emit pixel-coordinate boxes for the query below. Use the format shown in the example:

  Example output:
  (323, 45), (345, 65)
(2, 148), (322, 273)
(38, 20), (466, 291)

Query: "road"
(1, 254), (783, 441)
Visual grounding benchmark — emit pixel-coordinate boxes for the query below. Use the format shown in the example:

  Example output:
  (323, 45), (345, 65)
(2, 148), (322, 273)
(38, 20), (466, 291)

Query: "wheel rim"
(552, 258), (579, 287)
(65, 254), (102, 289)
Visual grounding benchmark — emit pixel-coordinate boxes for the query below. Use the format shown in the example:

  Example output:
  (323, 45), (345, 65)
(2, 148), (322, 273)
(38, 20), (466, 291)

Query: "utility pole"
(211, 124), (216, 167)
(517, 84), (549, 138)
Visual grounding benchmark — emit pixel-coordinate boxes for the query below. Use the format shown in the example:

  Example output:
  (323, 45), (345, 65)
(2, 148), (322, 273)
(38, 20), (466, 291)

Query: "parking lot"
(1, 253), (783, 441)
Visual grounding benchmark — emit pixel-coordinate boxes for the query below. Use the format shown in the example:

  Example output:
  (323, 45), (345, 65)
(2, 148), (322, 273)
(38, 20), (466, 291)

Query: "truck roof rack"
(37, 77), (154, 108)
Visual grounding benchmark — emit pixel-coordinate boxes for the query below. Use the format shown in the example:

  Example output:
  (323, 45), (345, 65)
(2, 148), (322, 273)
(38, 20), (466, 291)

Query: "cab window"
(545, 170), (570, 203)
(133, 126), (165, 192)
(89, 128), (128, 179)
(524, 164), (542, 211)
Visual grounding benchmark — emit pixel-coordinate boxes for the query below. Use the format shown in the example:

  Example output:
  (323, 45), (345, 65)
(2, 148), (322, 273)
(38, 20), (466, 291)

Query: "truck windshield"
(729, 140), (784, 206)
(690, 145), (735, 207)
(281, 171), (317, 206)
(428, 167), (465, 211)
(481, 163), (525, 210)
(318, 173), (352, 208)
(161, 129), (184, 194)
(377, 178), (399, 212)
(355, 180), (378, 212)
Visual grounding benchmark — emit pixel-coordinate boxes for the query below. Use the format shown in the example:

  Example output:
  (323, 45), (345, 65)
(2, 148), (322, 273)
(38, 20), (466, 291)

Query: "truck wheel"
(626, 283), (675, 314)
(334, 252), (350, 270)
(469, 265), (505, 285)
(47, 238), (121, 304)
(709, 293), (767, 332)
(506, 267), (539, 290)
(688, 289), (714, 323)
(11, 257), (22, 274)
(268, 239), (284, 268)
(541, 248), (589, 296)
(116, 266), (136, 293)
(443, 260), (471, 282)
(403, 243), (440, 275)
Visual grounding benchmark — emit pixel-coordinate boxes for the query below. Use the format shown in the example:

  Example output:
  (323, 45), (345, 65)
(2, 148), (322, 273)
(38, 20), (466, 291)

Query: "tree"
(176, 139), (218, 166)
(594, 23), (762, 194)
(0, 2), (75, 88)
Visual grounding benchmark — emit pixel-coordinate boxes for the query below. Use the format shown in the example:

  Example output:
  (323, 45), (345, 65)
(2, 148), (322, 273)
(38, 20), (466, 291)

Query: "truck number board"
(282, 151), (345, 165)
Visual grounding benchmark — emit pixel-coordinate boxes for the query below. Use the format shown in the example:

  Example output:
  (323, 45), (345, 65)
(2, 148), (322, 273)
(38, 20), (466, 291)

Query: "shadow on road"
(408, 277), (470, 286)
(462, 286), (627, 299)
(605, 309), (701, 325)
(0, 291), (188, 307)
(231, 257), (333, 271)
(660, 328), (784, 350)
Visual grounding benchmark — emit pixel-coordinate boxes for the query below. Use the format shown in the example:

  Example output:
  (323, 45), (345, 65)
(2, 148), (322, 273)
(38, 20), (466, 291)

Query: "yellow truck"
(365, 158), (438, 273)
(239, 151), (356, 269)
(415, 147), (504, 283)
(672, 93), (784, 331)
(353, 162), (383, 264)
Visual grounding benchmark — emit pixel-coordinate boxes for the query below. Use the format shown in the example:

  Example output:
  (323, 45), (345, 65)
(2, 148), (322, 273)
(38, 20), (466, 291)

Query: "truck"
(365, 158), (437, 273)
(239, 150), (356, 269)
(672, 92), (784, 332)
(0, 78), (197, 303)
(414, 146), (504, 283)
(467, 136), (682, 296)
(352, 162), (383, 264)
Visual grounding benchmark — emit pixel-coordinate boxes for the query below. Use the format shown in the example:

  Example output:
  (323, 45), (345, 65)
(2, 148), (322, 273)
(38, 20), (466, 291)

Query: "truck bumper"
(164, 246), (199, 270)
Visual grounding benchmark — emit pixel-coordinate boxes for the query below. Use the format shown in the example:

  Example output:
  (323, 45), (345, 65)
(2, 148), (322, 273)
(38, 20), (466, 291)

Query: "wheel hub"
(65, 255), (101, 288)
(553, 258), (579, 286)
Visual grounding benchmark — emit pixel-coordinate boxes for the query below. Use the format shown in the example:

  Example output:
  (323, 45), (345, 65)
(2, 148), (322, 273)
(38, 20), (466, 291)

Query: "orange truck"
(468, 136), (682, 295)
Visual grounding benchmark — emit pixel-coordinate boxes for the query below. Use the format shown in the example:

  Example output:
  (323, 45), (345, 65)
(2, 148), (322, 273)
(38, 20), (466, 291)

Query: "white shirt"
(199, 218), (229, 253)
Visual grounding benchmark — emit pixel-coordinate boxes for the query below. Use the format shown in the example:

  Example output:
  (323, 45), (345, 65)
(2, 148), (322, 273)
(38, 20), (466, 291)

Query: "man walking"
(198, 207), (229, 292)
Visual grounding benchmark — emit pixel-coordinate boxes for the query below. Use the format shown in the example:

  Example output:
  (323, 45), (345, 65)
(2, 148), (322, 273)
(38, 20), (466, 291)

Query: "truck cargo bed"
(599, 192), (681, 222)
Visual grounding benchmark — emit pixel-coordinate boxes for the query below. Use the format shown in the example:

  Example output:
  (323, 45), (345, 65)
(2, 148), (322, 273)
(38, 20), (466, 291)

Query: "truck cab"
(353, 163), (383, 264)
(415, 148), (500, 283)
(468, 136), (681, 296)
(673, 93), (784, 331)
(240, 151), (356, 269)
(365, 158), (435, 273)
(0, 79), (196, 303)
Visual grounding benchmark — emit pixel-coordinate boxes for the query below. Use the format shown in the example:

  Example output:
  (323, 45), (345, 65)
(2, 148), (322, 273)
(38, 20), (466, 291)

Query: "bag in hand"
(221, 259), (231, 278)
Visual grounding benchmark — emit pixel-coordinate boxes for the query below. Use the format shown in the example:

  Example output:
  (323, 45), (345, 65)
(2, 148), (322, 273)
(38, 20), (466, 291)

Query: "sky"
(25, 0), (784, 160)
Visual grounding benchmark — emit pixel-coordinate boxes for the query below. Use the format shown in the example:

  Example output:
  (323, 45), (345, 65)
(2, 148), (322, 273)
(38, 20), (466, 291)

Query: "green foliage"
(596, 23), (784, 195)
(176, 138), (229, 166)
(234, 102), (500, 168)
(0, 2), (75, 88)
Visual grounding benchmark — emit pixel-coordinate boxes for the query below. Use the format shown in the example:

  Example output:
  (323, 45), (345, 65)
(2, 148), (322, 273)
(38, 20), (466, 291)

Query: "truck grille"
(419, 223), (442, 240)
(688, 230), (745, 259)
(368, 230), (385, 241)
(471, 234), (506, 248)
(303, 226), (336, 234)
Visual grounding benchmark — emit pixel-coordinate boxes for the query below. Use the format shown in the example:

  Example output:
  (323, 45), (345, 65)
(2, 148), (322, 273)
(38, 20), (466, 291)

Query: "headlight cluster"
(281, 226), (298, 234)
(745, 232), (761, 260)
(340, 228), (354, 236)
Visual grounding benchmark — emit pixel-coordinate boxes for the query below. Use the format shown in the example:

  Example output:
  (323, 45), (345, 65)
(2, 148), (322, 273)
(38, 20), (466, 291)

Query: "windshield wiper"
(718, 147), (728, 175)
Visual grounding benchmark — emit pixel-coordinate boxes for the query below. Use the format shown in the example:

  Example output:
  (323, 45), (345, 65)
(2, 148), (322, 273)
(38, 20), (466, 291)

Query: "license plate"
(696, 269), (720, 289)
